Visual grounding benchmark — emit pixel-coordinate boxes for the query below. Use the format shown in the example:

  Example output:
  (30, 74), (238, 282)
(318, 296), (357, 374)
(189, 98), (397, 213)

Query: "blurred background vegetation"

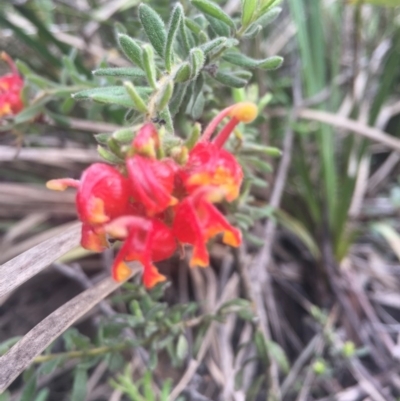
(1, 0), (400, 400)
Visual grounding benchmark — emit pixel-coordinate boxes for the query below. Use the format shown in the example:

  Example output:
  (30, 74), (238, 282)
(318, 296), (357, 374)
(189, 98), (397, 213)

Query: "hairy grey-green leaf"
(165, 3), (183, 72)
(213, 69), (251, 88)
(117, 34), (143, 67)
(173, 62), (191, 82)
(187, 75), (205, 119)
(169, 82), (189, 115)
(97, 145), (124, 163)
(246, 7), (282, 34)
(241, 0), (258, 27)
(242, 24), (262, 38)
(178, 18), (191, 56)
(200, 37), (227, 54)
(124, 81), (148, 112)
(189, 48), (205, 79)
(92, 67), (145, 78)
(205, 14), (230, 37)
(191, 0), (236, 29)
(141, 44), (158, 89)
(73, 86), (150, 100)
(112, 127), (135, 143)
(184, 17), (203, 35)
(223, 52), (283, 70)
(139, 4), (167, 58)
(71, 366), (87, 401)
(154, 81), (174, 112)
(94, 132), (111, 145)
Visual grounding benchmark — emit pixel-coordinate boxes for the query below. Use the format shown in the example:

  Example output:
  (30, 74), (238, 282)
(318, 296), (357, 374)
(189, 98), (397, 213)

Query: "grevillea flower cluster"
(0, 53), (24, 119)
(47, 102), (257, 288)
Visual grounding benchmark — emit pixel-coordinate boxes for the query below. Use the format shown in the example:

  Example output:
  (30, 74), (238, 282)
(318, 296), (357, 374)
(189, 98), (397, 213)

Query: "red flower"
(183, 142), (243, 202)
(172, 187), (242, 267)
(126, 156), (178, 215)
(47, 103), (258, 288)
(131, 122), (159, 158)
(47, 163), (131, 251)
(0, 53), (24, 118)
(106, 216), (177, 287)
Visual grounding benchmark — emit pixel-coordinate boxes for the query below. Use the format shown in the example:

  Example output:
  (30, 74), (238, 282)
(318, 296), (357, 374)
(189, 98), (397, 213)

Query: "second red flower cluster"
(47, 102), (257, 288)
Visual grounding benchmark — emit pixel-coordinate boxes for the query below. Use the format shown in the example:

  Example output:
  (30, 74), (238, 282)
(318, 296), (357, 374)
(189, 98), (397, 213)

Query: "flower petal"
(172, 188), (241, 267)
(81, 223), (108, 252)
(109, 217), (176, 287)
(127, 155), (177, 215)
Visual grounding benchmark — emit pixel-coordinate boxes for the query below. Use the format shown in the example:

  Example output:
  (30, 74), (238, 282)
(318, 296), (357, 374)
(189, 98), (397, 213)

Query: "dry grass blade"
(0, 146), (99, 164)
(299, 109), (400, 152)
(0, 222), (81, 299)
(0, 269), (137, 392)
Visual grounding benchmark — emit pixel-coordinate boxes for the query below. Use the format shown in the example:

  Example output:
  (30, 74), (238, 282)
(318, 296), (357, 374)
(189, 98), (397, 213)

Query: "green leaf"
(260, 0), (282, 13)
(191, 0), (236, 29)
(124, 81), (148, 113)
(241, 0), (258, 27)
(112, 127), (135, 143)
(200, 37), (227, 54)
(33, 389), (49, 401)
(245, 7), (282, 35)
(93, 67), (145, 78)
(139, 4), (167, 58)
(176, 334), (188, 360)
(71, 366), (87, 401)
(20, 369), (37, 401)
(165, 4), (183, 72)
(142, 44), (158, 89)
(187, 75), (205, 119)
(14, 101), (49, 124)
(169, 83), (189, 115)
(267, 341), (290, 373)
(189, 48), (205, 79)
(254, 330), (270, 365)
(154, 81), (174, 112)
(205, 14), (230, 37)
(275, 209), (320, 259)
(173, 62), (191, 82)
(39, 357), (64, 375)
(184, 17), (203, 35)
(118, 34), (143, 67)
(223, 52), (283, 70)
(98, 145), (124, 164)
(213, 69), (252, 88)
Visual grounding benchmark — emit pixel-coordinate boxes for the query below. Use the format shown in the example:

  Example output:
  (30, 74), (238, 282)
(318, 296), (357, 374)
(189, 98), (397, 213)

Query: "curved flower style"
(172, 187), (241, 267)
(47, 103), (258, 288)
(106, 217), (177, 287)
(0, 53), (24, 118)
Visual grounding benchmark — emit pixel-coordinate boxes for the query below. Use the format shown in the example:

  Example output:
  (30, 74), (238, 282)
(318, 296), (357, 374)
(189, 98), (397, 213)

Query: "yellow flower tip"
(46, 179), (68, 191)
(88, 198), (109, 225)
(0, 52), (10, 63)
(223, 230), (242, 247)
(114, 262), (131, 282)
(229, 102), (258, 123)
(190, 256), (208, 268)
(204, 187), (226, 204)
(168, 196), (179, 207)
(0, 103), (12, 117)
(105, 223), (129, 239)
